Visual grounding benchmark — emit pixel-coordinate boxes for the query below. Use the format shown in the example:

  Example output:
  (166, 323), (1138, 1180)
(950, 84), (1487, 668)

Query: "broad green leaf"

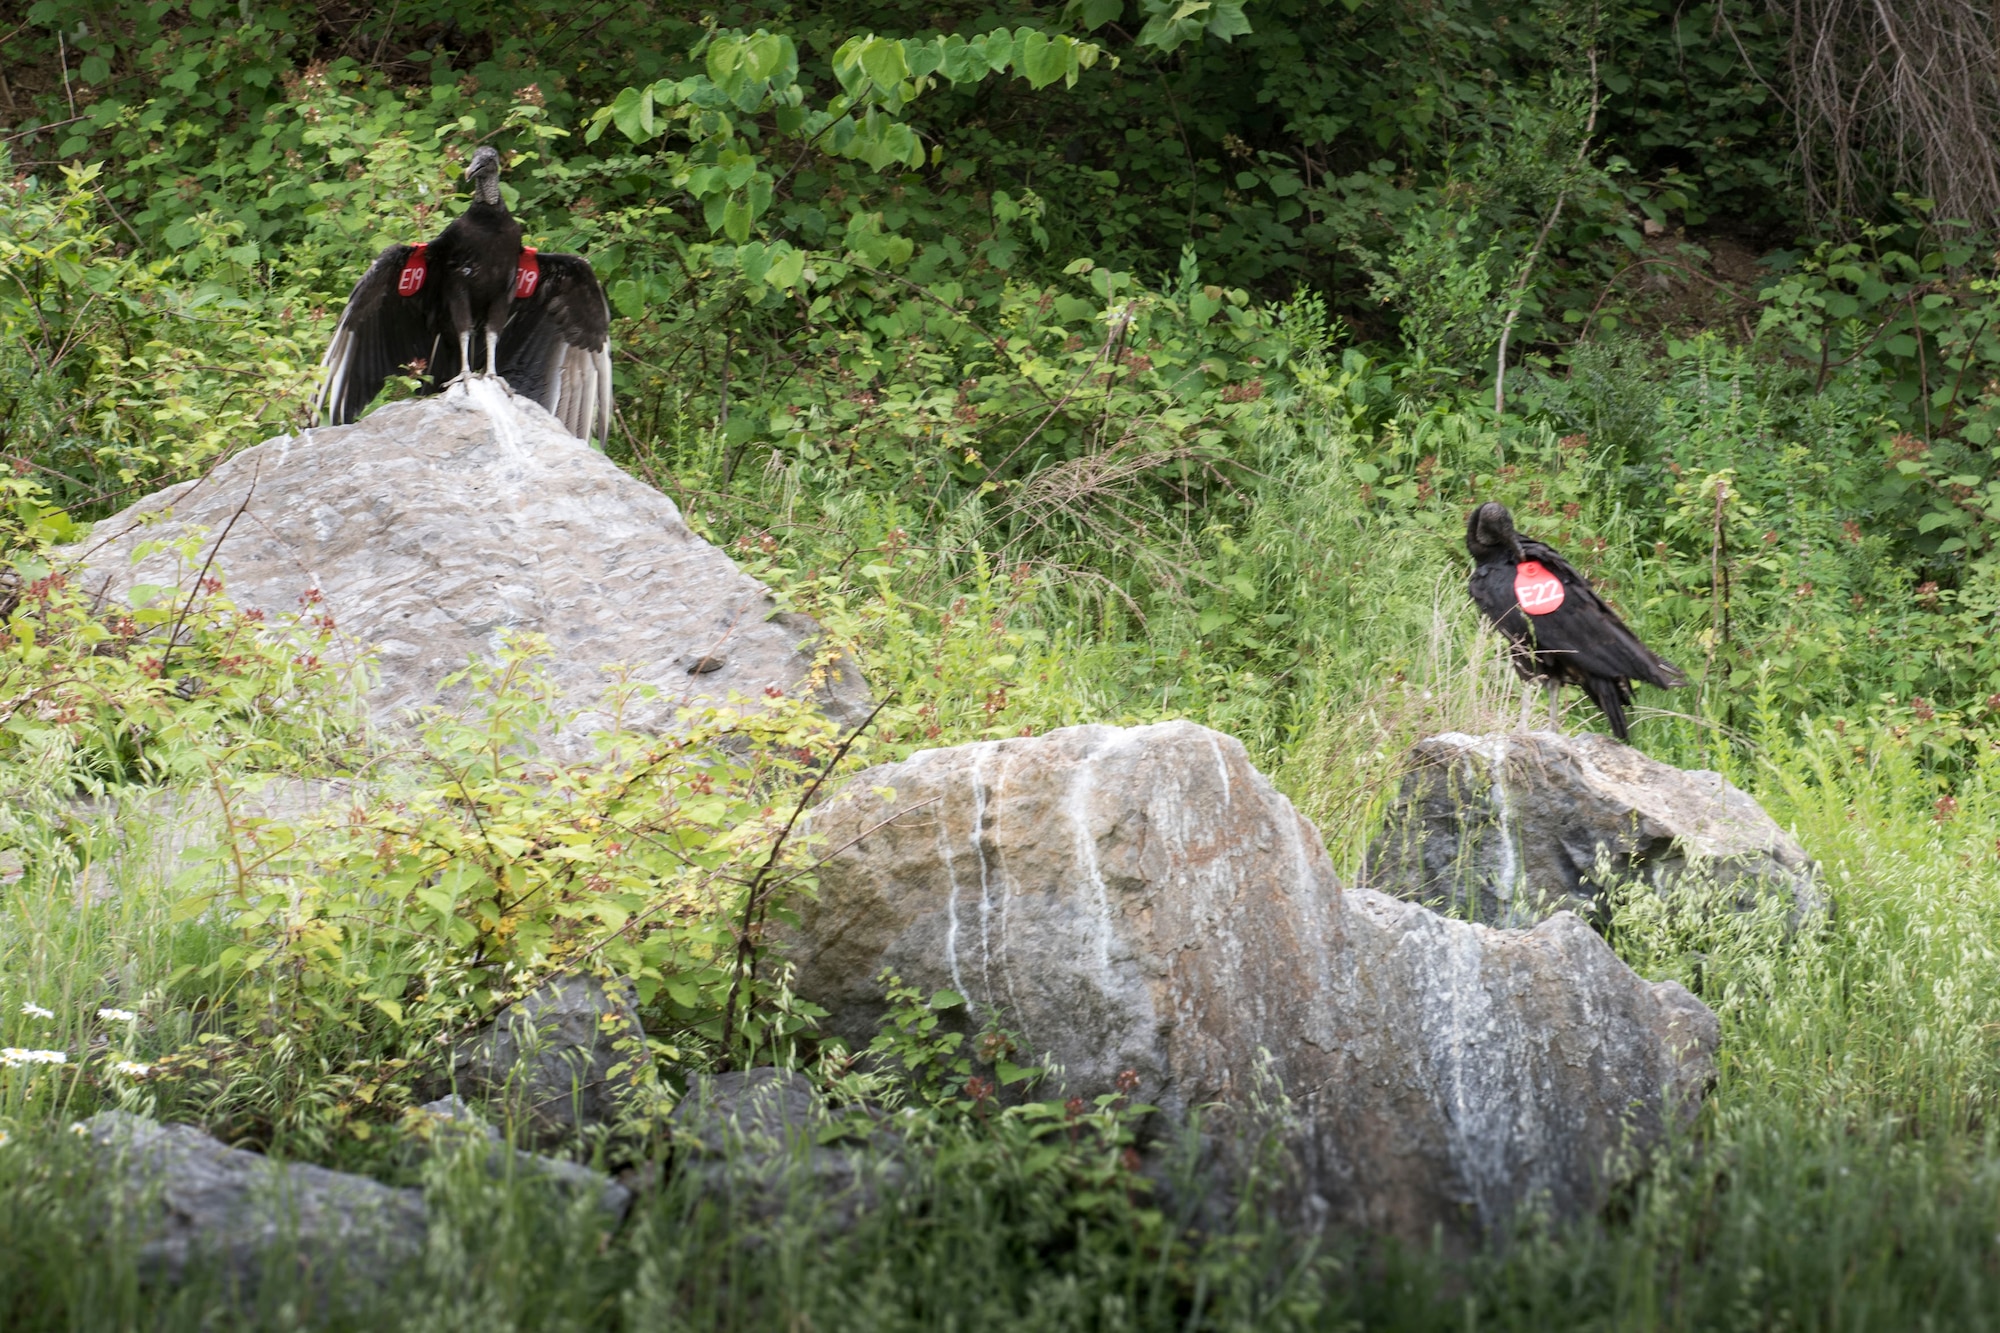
(906, 39), (943, 81)
(609, 87), (652, 143)
(746, 31), (793, 82)
(939, 36), (985, 83)
(1018, 31), (1066, 90)
(859, 38), (910, 93)
(1075, 0), (1123, 29)
(722, 194), (753, 242)
(1206, 0), (1253, 39)
(975, 29), (1018, 74)
(766, 245), (807, 290)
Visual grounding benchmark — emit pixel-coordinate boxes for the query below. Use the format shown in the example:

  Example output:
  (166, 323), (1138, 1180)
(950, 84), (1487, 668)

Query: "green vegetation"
(11, 0), (2000, 1326)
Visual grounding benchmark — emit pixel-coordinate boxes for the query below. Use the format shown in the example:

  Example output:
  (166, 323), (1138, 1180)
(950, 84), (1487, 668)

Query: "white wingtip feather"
(595, 344), (613, 448)
(568, 346), (589, 438)
(314, 326), (347, 424)
(321, 333), (352, 426)
(578, 350), (598, 440)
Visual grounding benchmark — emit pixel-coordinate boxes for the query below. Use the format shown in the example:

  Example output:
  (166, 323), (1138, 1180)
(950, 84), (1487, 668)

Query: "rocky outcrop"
(1364, 730), (1820, 928)
(786, 722), (1717, 1247)
(82, 1111), (426, 1287)
(72, 383), (868, 743)
(452, 975), (650, 1144)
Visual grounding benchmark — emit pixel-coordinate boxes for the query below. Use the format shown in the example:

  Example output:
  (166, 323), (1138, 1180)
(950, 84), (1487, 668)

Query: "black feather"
(496, 252), (613, 443)
(316, 149), (614, 444)
(1465, 501), (1685, 741)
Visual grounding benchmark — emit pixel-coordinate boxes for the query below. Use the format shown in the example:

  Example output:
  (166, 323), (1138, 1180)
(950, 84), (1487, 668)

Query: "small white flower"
(0, 1048), (67, 1067)
(112, 1060), (151, 1079)
(96, 1008), (137, 1024)
(0, 1128), (10, 1148)
(68, 1121), (88, 1136)
(20, 1003), (52, 1020)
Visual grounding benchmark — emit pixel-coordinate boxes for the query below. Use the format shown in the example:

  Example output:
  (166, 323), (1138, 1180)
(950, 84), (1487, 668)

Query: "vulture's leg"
(1517, 685), (1535, 731)
(1545, 680), (1561, 731)
(484, 327), (503, 384)
(444, 329), (475, 391)
(443, 289), (474, 389)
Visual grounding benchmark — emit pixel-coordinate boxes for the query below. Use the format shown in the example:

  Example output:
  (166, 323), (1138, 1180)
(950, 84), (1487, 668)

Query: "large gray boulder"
(1363, 730), (1820, 928)
(82, 1111), (425, 1287)
(71, 383), (868, 742)
(787, 722), (1718, 1247)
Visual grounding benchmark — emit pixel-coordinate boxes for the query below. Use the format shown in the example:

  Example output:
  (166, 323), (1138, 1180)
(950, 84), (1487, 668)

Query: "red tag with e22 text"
(1513, 560), (1566, 615)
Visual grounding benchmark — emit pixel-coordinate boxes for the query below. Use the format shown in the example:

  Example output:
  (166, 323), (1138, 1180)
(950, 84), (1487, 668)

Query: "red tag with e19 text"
(513, 248), (540, 299)
(396, 244), (428, 296)
(1514, 560), (1566, 615)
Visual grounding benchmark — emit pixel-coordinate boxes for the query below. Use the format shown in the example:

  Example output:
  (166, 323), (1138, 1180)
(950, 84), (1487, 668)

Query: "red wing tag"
(1513, 560), (1566, 615)
(395, 243), (428, 296)
(513, 247), (540, 300)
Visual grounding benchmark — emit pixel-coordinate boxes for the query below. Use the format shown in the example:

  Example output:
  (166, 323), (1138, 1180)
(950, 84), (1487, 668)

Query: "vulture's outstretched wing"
(497, 252), (613, 445)
(315, 244), (438, 426)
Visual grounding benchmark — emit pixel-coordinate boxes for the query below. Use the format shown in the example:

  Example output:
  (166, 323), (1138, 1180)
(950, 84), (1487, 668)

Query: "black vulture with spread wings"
(314, 146), (613, 444)
(1466, 501), (1686, 741)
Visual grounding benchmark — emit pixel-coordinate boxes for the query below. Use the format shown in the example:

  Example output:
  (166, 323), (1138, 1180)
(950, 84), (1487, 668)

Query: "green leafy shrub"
(149, 633), (864, 1149)
(0, 476), (357, 795)
(0, 163), (319, 503)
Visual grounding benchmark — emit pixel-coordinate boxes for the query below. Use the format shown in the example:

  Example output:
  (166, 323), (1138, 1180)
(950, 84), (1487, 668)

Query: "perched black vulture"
(1465, 501), (1685, 741)
(314, 146), (613, 444)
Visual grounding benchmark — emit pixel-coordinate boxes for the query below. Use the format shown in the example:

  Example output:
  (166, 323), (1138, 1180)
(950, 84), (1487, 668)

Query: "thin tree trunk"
(1495, 50), (1601, 420)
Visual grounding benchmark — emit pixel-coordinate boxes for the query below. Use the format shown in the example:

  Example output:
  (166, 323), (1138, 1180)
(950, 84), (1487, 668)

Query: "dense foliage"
(17, 0), (2000, 1327)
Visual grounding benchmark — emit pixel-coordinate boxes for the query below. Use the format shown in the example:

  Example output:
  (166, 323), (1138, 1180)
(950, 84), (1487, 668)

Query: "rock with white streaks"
(1363, 730), (1821, 928)
(786, 721), (1718, 1246)
(69, 384), (869, 746)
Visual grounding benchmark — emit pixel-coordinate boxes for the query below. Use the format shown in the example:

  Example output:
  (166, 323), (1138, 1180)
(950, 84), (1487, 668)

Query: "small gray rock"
(669, 1068), (822, 1154)
(453, 975), (650, 1145)
(82, 1111), (424, 1288)
(414, 1096), (631, 1221)
(669, 1069), (900, 1229)
(1364, 730), (1821, 928)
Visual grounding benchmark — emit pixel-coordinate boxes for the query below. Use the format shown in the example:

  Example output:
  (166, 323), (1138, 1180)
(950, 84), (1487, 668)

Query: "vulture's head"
(1466, 502), (1525, 562)
(465, 146), (502, 203)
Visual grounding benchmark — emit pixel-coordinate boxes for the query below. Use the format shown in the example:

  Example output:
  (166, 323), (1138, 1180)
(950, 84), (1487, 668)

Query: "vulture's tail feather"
(1584, 676), (1631, 742)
